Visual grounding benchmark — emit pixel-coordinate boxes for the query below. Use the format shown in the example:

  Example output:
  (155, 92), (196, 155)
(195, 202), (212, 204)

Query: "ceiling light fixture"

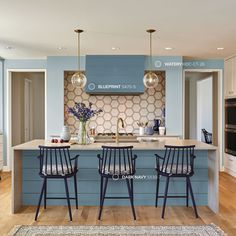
(5, 46), (14, 50)
(57, 46), (66, 50)
(143, 29), (159, 88)
(165, 47), (173, 50)
(71, 29), (87, 88)
(217, 47), (224, 50)
(111, 47), (120, 50)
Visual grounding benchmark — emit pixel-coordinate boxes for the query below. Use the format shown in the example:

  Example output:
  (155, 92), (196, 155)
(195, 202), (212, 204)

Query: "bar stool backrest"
(38, 145), (75, 176)
(157, 145), (196, 176)
(98, 145), (136, 176)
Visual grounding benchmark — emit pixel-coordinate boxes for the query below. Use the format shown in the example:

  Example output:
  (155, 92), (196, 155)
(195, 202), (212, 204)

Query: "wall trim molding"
(3, 165), (10, 172)
(224, 168), (236, 177)
(6, 69), (47, 171)
(220, 166), (225, 172)
(182, 69), (224, 172)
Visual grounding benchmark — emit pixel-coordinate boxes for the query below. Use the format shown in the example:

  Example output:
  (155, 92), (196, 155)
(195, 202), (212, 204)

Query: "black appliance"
(153, 119), (161, 133)
(225, 98), (236, 156)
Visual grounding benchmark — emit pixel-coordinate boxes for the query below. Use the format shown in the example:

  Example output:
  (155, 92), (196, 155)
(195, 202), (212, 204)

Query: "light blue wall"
(183, 59), (224, 70)
(150, 56), (183, 136)
(2, 60), (47, 165)
(46, 56), (85, 138)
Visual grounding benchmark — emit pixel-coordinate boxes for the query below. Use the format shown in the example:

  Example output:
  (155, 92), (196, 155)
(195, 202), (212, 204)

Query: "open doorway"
(185, 72), (215, 141)
(184, 69), (223, 170)
(7, 70), (46, 170)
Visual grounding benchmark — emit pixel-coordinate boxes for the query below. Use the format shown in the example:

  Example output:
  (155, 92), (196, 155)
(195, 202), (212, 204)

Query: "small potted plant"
(68, 102), (103, 145)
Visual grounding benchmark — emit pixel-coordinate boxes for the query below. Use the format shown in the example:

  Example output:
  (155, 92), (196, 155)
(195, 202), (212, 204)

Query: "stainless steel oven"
(225, 128), (236, 156)
(225, 98), (236, 129)
(225, 98), (236, 156)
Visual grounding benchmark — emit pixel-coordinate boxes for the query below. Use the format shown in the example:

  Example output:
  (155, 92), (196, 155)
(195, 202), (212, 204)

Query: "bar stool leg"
(126, 178), (136, 220)
(99, 176), (104, 208)
(187, 177), (199, 218)
(64, 178), (72, 221)
(44, 178), (47, 209)
(74, 174), (78, 209)
(186, 177), (189, 207)
(162, 176), (170, 219)
(98, 177), (108, 220)
(155, 174), (160, 207)
(35, 178), (46, 221)
(131, 178), (134, 201)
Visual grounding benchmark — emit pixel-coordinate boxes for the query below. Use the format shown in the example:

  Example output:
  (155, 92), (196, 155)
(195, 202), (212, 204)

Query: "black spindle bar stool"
(35, 145), (79, 221)
(97, 145), (137, 220)
(155, 145), (199, 219)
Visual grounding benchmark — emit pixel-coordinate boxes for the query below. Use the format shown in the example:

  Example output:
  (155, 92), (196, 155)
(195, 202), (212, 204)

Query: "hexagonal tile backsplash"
(64, 71), (165, 134)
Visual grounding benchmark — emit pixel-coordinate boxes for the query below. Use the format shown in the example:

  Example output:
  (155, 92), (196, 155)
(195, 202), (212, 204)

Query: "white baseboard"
(225, 168), (236, 177)
(3, 165), (10, 172)
(220, 166), (225, 172)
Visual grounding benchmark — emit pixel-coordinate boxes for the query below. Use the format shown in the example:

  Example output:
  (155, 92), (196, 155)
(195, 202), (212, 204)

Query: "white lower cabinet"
(224, 153), (236, 177)
(0, 134), (3, 172)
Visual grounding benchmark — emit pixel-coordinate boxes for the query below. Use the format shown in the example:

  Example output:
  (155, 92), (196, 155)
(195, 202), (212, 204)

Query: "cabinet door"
(225, 59), (233, 97)
(232, 57), (236, 96)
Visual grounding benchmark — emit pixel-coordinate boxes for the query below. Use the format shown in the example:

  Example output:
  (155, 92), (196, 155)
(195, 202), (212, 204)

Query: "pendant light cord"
(75, 29), (83, 72)
(149, 32), (152, 73)
(146, 29), (155, 73)
(77, 31), (80, 71)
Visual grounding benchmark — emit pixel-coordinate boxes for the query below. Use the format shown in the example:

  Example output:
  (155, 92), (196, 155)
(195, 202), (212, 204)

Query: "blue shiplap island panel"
(22, 150), (208, 206)
(85, 55), (146, 94)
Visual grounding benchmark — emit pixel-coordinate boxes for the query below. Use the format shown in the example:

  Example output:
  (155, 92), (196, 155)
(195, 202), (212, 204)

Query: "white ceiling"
(0, 0), (235, 59)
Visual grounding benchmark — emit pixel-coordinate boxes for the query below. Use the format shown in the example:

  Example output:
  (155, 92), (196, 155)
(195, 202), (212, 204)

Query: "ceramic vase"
(60, 126), (71, 142)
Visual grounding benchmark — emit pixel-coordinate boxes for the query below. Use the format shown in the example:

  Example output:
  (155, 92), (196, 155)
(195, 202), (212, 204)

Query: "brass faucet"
(116, 117), (125, 143)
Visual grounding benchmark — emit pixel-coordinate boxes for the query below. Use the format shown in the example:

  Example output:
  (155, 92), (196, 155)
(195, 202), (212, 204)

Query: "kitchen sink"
(94, 135), (139, 143)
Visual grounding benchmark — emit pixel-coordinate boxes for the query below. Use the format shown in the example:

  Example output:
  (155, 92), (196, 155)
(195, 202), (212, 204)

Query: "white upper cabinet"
(225, 57), (236, 98)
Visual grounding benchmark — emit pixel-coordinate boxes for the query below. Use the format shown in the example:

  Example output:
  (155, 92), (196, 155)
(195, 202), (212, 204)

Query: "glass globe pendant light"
(143, 29), (159, 88)
(71, 29), (87, 88)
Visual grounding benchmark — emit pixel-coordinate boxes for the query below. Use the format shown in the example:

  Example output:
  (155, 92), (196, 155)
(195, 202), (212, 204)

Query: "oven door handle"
(225, 128), (236, 133)
(225, 103), (236, 107)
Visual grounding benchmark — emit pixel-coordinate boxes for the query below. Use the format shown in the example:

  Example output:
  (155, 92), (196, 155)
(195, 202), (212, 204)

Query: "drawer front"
(225, 153), (236, 171)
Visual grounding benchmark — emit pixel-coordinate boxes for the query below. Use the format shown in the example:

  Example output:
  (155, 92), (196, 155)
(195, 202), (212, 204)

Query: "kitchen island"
(12, 139), (218, 214)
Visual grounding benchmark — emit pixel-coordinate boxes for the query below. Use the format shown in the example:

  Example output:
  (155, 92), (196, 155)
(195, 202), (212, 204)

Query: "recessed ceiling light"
(217, 47), (224, 50)
(111, 47), (120, 50)
(165, 47), (173, 50)
(5, 46), (14, 50)
(57, 46), (66, 50)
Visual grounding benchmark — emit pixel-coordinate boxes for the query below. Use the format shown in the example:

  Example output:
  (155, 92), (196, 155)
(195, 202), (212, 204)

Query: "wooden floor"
(0, 172), (236, 235)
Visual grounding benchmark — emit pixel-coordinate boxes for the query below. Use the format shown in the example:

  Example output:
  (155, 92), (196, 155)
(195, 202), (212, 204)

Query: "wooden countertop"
(13, 139), (217, 151)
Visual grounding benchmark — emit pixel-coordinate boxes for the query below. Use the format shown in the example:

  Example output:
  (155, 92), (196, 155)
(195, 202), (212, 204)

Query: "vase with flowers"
(68, 102), (103, 145)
